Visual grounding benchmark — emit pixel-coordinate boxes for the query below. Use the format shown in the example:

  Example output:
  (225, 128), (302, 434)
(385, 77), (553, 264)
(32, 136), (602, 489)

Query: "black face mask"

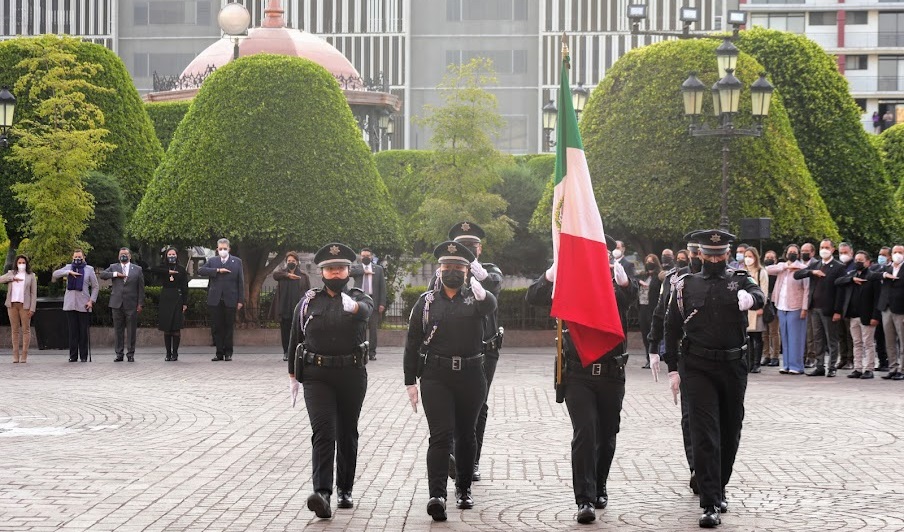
(361, 257), (372, 265)
(661, 256), (673, 266)
(167, 256), (177, 264)
(702, 259), (727, 276)
(801, 252), (811, 262)
(690, 257), (703, 272)
(73, 258), (84, 267)
(441, 270), (465, 290)
(787, 253), (799, 262)
(645, 262), (656, 271)
(764, 259), (775, 266)
(676, 259), (689, 269)
(120, 255), (129, 263)
(855, 261), (866, 271)
(287, 262), (296, 270)
(322, 276), (349, 292)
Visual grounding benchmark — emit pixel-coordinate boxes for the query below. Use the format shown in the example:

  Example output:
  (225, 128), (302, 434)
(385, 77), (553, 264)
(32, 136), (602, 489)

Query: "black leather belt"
(570, 353), (627, 377)
(303, 351), (368, 368)
(687, 344), (746, 361)
(427, 354), (484, 371)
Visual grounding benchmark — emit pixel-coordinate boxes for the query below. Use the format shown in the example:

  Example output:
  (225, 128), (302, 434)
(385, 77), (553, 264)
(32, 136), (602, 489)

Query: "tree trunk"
(236, 243), (285, 326)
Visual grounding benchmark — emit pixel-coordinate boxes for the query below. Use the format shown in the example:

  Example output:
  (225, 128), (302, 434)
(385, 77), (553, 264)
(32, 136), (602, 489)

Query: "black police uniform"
(404, 241), (497, 516)
(287, 243), (374, 517)
(663, 230), (765, 526)
(526, 270), (635, 515)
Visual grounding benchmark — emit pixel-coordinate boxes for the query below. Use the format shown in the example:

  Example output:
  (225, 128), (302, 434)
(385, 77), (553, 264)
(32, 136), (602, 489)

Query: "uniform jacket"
(835, 269), (881, 324)
(868, 263), (904, 314)
(199, 255), (245, 307)
(793, 258), (845, 315)
(52, 264), (99, 312)
(99, 263), (146, 310)
(0, 270), (37, 311)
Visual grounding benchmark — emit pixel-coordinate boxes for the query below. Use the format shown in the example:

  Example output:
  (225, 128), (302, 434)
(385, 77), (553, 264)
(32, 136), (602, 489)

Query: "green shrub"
(84, 172), (127, 268)
(145, 101), (191, 151)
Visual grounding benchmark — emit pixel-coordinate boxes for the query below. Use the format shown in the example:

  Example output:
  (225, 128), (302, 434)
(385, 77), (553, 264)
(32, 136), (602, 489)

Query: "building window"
(878, 56), (904, 91)
(447, 0), (528, 21)
(879, 13), (904, 47)
(846, 55), (868, 70)
(809, 12), (837, 26)
(135, 52), (198, 78)
(134, 1), (199, 26)
(846, 11), (869, 25)
(748, 0), (797, 4)
(447, 50), (529, 74)
(499, 114), (528, 152)
(750, 13), (805, 33)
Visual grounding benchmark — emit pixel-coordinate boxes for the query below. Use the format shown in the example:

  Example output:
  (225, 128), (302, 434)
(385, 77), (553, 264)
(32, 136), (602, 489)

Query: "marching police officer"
(663, 230), (765, 528)
(447, 221), (504, 482)
(526, 252), (634, 525)
(287, 243), (374, 519)
(404, 241), (497, 521)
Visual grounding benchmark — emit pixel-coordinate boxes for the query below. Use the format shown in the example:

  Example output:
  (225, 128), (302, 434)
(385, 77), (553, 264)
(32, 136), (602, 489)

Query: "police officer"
(663, 230), (765, 528)
(447, 221), (504, 482)
(648, 235), (701, 494)
(287, 243), (374, 519)
(404, 241), (497, 521)
(526, 253), (634, 524)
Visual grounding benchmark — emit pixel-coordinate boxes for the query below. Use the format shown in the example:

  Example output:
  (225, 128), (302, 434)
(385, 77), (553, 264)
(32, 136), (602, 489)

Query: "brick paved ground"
(0, 346), (902, 531)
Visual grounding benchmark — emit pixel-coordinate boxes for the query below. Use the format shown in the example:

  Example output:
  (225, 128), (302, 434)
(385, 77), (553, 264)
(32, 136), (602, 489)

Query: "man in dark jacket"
(793, 239), (845, 377)
(835, 251), (881, 379)
(869, 245), (904, 379)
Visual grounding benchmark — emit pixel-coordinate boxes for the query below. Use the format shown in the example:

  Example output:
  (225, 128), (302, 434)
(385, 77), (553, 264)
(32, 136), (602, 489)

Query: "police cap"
(683, 231), (701, 252)
(314, 242), (356, 268)
(691, 229), (736, 256)
(449, 221), (485, 243)
(433, 240), (476, 266)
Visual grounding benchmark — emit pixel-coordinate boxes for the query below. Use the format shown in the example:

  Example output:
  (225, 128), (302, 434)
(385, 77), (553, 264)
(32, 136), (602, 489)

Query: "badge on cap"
(710, 234), (722, 243)
(447, 243), (457, 253)
(461, 222), (470, 231)
(329, 245), (340, 255)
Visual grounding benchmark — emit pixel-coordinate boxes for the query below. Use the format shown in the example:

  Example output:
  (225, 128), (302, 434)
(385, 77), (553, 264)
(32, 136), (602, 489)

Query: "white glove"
(470, 260), (488, 281)
(737, 289), (754, 311)
(649, 353), (661, 382)
(469, 276), (487, 301)
(341, 292), (358, 313)
(668, 371), (681, 405)
(290, 378), (300, 407)
(613, 260), (629, 287)
(406, 384), (419, 412)
(545, 264), (557, 283)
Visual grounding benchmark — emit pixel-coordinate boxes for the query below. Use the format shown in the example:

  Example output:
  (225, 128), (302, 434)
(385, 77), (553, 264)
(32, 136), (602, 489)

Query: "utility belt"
(482, 327), (505, 353)
(425, 353), (485, 371)
(567, 353), (628, 377)
(686, 343), (747, 361)
(300, 341), (369, 369)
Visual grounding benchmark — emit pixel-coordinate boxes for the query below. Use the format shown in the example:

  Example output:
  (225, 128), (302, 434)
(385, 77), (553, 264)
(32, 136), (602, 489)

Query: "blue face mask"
(878, 255), (888, 266)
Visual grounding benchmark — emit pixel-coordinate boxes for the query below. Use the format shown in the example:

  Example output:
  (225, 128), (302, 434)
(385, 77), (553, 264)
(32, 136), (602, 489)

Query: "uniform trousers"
(209, 302), (236, 358)
(474, 350), (499, 465)
(679, 353), (747, 508)
(679, 378), (694, 472)
(112, 306), (138, 356)
(420, 362), (487, 498)
(303, 364), (367, 495)
(563, 361), (625, 505)
(882, 310), (904, 372)
(849, 320), (876, 373)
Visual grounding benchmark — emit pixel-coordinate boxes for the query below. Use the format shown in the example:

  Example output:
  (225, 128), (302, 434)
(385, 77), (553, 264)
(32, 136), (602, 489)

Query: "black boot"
(171, 335), (180, 361)
(427, 497), (447, 521)
(306, 491), (331, 518)
(699, 506), (721, 528)
(164, 334), (173, 361)
(455, 487), (474, 509)
(576, 503), (596, 524)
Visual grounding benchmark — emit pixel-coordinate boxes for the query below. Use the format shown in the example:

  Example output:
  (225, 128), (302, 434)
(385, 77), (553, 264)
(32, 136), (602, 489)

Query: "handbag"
(763, 300), (777, 324)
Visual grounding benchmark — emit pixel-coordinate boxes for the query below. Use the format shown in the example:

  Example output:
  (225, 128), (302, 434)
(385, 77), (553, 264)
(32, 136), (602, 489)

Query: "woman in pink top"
(765, 244), (810, 374)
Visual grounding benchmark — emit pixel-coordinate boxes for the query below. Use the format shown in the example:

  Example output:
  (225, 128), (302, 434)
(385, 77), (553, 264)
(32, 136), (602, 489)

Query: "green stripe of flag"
(554, 53), (584, 185)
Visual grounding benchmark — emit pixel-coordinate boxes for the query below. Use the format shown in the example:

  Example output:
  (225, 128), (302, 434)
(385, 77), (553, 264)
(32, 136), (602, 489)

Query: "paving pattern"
(1, 346), (902, 531)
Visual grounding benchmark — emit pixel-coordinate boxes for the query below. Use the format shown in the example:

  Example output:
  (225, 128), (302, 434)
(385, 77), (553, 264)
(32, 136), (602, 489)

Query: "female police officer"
(287, 243), (373, 519)
(404, 241), (497, 521)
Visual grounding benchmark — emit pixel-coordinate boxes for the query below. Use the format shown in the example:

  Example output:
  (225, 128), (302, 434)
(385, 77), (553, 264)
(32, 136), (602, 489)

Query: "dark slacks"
(112, 306), (138, 356)
(812, 309), (840, 371)
(563, 362), (626, 505)
(280, 317), (293, 356)
(209, 302), (236, 358)
(638, 304), (654, 355)
(838, 317), (853, 365)
(367, 310), (380, 355)
(680, 378), (695, 471)
(474, 350), (499, 465)
(420, 362), (487, 498)
(303, 365), (368, 495)
(875, 320), (888, 367)
(679, 353), (748, 508)
(66, 311), (91, 361)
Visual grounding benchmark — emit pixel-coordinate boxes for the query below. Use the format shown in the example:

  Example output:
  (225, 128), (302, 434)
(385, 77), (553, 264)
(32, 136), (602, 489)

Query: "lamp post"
(218, 3), (251, 61)
(0, 86), (16, 149)
(571, 82), (589, 118)
(542, 99), (558, 152)
(681, 39), (774, 232)
(628, 3), (748, 40)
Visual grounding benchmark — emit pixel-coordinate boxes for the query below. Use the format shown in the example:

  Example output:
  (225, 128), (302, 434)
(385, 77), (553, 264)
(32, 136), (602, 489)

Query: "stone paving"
(0, 345), (902, 531)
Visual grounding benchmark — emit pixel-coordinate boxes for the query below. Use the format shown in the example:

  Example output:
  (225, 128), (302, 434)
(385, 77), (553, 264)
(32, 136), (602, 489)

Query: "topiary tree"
(84, 171), (127, 268)
(879, 124), (904, 196)
(738, 27), (900, 248)
(373, 149), (434, 251)
(145, 101), (191, 151)
(531, 38), (838, 253)
(491, 162), (550, 275)
(131, 54), (402, 323)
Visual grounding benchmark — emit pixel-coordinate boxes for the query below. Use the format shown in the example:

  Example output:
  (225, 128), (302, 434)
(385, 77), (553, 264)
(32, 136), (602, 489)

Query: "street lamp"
(218, 3), (251, 61)
(628, 3), (747, 39)
(0, 86), (16, 149)
(572, 82), (589, 117)
(681, 40), (774, 232)
(542, 99), (558, 151)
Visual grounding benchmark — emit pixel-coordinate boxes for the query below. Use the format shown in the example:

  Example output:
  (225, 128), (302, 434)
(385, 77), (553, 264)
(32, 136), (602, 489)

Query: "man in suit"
(835, 242), (856, 370)
(835, 251), (881, 379)
(794, 239), (846, 377)
(99, 247), (145, 362)
(350, 247), (386, 361)
(199, 238), (244, 361)
(612, 240), (636, 279)
(800, 242), (819, 368)
(869, 245), (904, 379)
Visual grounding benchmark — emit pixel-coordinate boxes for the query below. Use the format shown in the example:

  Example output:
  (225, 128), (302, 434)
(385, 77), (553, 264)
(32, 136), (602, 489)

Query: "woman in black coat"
(152, 247), (189, 361)
(637, 253), (662, 368)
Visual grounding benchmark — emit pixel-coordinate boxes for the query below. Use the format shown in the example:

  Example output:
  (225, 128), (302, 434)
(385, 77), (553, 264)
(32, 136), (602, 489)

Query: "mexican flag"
(550, 48), (625, 367)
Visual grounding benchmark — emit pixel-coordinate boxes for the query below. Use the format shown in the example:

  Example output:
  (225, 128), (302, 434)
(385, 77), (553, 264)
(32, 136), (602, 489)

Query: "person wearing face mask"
(151, 247), (190, 361)
(662, 230), (765, 528)
(287, 242), (373, 519)
(404, 241), (496, 521)
(99, 248), (145, 363)
(765, 245), (809, 375)
(835, 251), (881, 379)
(741, 248), (769, 374)
(793, 239), (845, 377)
(872, 246), (892, 372)
(199, 238), (244, 361)
(1, 255), (37, 363)
(834, 242), (857, 371)
(613, 240), (636, 279)
(53, 249), (99, 362)
(798, 242), (819, 368)
(637, 254), (662, 368)
(868, 244), (904, 380)
(729, 243), (748, 269)
(658, 249), (675, 282)
(272, 251), (310, 362)
(760, 250), (781, 367)
(350, 247), (386, 361)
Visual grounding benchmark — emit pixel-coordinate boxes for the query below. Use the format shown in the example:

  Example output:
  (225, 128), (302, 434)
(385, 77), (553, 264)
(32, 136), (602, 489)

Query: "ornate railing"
(153, 64), (390, 93)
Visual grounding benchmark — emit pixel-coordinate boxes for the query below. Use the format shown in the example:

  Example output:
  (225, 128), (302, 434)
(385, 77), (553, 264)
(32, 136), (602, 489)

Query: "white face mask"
(819, 248), (833, 260)
(743, 256), (755, 266)
(839, 253), (852, 264)
(218, 249), (228, 259)
(735, 253), (744, 262)
(894, 253), (904, 265)
(612, 249), (623, 259)
(16, 264), (26, 272)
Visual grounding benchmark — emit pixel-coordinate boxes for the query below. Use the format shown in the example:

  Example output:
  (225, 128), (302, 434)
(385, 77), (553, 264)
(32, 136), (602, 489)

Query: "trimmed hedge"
(83, 172), (127, 268)
(373, 149), (435, 249)
(145, 101), (191, 151)
(879, 123), (904, 198)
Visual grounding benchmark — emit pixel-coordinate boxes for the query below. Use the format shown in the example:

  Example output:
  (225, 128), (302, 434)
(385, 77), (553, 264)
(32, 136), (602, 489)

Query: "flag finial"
(561, 33), (570, 68)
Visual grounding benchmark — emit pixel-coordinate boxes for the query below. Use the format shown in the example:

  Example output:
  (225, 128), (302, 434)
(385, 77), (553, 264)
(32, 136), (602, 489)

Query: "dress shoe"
(847, 370), (863, 379)
(165, 355), (172, 362)
(69, 357), (78, 363)
(699, 506), (721, 528)
(882, 371), (899, 380)
(336, 490), (353, 509)
(127, 355), (134, 362)
(861, 371), (874, 379)
(472, 464), (481, 482)
(750, 364), (761, 374)
(807, 368), (825, 377)
(224, 355), (232, 361)
(719, 499), (728, 513)
(211, 356), (223, 362)
(876, 365), (889, 372)
(827, 369), (837, 377)
(893, 373), (904, 380)
(114, 356), (124, 362)
(689, 471), (699, 494)
(427, 497), (447, 521)
(770, 359), (780, 367)
(641, 363), (650, 369)
(368, 353), (376, 361)
(282, 354), (288, 362)
(593, 493), (608, 509)
(779, 369), (789, 374)
(576, 503), (596, 524)
(455, 487), (474, 509)
(306, 491), (331, 518)
(171, 354), (178, 361)
(448, 454), (456, 480)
